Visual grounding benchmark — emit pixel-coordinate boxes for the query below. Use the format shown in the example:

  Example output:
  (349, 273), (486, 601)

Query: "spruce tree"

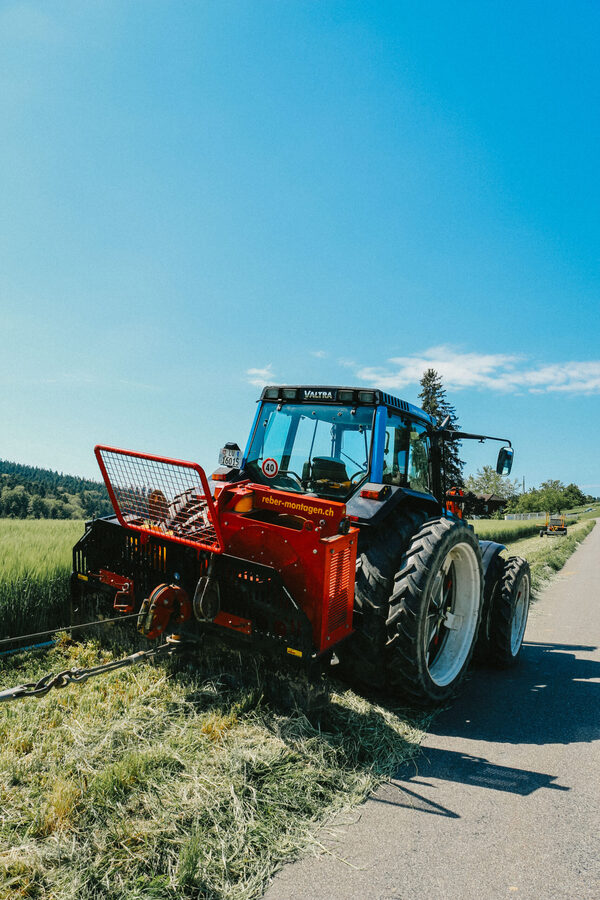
(418, 368), (465, 487)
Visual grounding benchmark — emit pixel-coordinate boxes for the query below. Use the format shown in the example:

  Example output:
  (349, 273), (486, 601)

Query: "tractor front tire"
(488, 556), (530, 667)
(386, 518), (483, 704)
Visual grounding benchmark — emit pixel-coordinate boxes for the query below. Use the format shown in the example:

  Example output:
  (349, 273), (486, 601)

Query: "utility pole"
(522, 476), (525, 493)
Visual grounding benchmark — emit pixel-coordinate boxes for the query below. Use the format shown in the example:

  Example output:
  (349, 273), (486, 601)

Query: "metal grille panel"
(326, 544), (352, 633)
(95, 445), (223, 553)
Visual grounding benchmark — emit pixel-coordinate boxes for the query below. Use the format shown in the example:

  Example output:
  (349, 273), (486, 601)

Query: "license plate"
(218, 448), (242, 468)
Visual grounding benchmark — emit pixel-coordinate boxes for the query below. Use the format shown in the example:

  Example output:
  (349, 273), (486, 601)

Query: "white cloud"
(310, 350), (327, 358)
(355, 346), (600, 395)
(246, 365), (274, 387)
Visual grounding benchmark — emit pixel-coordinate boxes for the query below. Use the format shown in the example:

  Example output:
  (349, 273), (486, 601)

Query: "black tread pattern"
(336, 508), (428, 687)
(385, 517), (483, 704)
(489, 556), (530, 667)
(354, 508), (429, 613)
(474, 553), (505, 661)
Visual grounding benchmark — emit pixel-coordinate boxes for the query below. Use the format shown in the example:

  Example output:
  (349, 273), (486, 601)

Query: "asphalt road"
(264, 524), (600, 900)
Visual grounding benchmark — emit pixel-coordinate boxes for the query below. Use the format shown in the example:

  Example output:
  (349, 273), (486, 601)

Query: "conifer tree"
(418, 368), (465, 487)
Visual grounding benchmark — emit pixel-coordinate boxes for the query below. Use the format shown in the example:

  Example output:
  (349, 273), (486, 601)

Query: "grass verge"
(0, 517), (595, 899)
(502, 517), (596, 594)
(0, 637), (428, 900)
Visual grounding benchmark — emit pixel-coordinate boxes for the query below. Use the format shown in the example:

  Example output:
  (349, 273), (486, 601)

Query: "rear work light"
(281, 388), (297, 400)
(357, 390), (375, 403)
(360, 486), (390, 501)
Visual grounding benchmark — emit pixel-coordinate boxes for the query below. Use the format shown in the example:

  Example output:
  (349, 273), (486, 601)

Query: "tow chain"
(0, 612), (140, 650)
(0, 641), (181, 703)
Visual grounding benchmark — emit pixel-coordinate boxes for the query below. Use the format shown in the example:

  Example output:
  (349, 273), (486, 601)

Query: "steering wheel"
(279, 469), (305, 489)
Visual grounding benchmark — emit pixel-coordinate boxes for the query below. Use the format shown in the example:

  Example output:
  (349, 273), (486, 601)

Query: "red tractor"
(72, 385), (530, 704)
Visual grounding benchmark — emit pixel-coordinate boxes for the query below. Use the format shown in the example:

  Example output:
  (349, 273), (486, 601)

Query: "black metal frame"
(72, 516), (315, 659)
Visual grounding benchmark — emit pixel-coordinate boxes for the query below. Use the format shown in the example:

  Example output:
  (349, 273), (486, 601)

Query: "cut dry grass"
(1, 517), (596, 899)
(0, 638), (428, 900)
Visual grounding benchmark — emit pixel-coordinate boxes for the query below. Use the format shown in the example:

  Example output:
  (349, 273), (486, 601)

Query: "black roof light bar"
(259, 385), (435, 426)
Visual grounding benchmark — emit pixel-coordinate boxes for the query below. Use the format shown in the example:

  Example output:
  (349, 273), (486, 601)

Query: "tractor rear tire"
(488, 556), (530, 667)
(334, 507), (428, 688)
(386, 518), (483, 704)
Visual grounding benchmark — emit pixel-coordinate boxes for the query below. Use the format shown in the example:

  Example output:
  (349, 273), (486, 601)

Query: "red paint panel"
(98, 568), (135, 613)
(213, 611), (252, 635)
(248, 484), (347, 537)
(218, 497), (357, 652)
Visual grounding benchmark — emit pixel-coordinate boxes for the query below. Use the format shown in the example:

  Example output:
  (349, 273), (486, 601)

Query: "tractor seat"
(310, 457), (349, 484)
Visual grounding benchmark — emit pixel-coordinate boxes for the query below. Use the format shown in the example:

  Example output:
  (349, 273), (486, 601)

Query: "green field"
(0, 515), (595, 899)
(0, 520), (84, 644)
(0, 519), (82, 578)
(469, 516), (546, 543)
(569, 505), (600, 520)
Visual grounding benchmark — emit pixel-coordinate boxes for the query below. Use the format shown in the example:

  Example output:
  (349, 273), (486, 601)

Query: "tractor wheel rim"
(425, 542), (481, 687)
(510, 573), (530, 655)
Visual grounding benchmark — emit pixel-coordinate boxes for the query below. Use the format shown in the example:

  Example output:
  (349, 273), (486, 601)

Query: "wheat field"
(0, 519), (84, 644)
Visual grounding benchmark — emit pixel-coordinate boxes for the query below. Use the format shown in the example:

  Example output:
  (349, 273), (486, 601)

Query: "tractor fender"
(345, 484), (440, 527)
(477, 540), (507, 650)
(479, 539), (507, 578)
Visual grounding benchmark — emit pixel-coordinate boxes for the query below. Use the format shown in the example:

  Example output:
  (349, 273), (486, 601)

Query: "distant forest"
(0, 459), (112, 519)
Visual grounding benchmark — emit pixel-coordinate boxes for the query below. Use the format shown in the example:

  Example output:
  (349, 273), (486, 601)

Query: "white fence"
(505, 512), (581, 520)
(504, 513), (544, 520)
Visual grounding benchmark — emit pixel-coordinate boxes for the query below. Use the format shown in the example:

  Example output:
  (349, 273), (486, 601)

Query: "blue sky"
(1, 1), (599, 493)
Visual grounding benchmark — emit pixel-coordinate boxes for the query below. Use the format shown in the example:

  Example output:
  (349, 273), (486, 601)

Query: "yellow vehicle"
(540, 514), (567, 537)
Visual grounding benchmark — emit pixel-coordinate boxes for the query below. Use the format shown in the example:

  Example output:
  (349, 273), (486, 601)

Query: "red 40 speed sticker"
(261, 458), (279, 478)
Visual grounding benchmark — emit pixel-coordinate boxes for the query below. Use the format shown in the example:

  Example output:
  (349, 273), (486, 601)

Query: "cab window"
(244, 402), (374, 499)
(407, 421), (431, 493)
(383, 415), (410, 486)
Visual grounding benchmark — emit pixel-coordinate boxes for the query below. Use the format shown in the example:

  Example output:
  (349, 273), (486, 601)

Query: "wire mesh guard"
(95, 446), (223, 553)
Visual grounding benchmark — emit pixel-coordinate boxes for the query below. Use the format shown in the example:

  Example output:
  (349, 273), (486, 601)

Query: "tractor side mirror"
(496, 446), (514, 475)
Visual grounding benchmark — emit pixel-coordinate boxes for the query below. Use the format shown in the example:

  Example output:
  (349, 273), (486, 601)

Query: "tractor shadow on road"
(429, 639), (600, 747)
(373, 640), (598, 818)
(381, 744), (569, 820)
